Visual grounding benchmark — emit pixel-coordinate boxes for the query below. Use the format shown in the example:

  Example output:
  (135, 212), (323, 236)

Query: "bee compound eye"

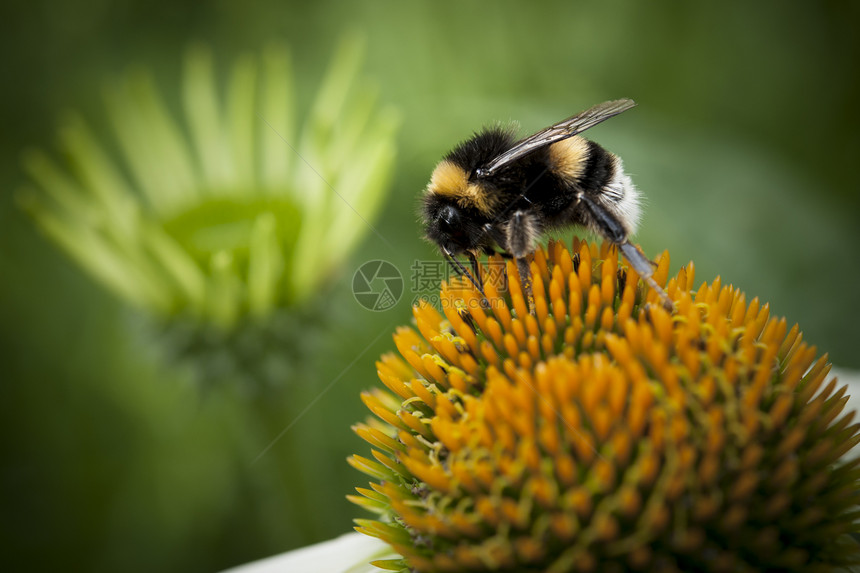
(439, 204), (460, 227)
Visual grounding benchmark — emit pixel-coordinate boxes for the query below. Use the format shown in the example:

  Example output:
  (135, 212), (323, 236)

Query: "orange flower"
(350, 239), (860, 572)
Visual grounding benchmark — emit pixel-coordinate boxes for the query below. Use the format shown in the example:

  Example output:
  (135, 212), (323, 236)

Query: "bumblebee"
(421, 98), (670, 312)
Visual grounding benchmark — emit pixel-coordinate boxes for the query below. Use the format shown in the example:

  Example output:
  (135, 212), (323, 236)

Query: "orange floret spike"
(779, 322), (802, 360)
(483, 316), (505, 350)
(392, 327), (430, 379)
(377, 361), (414, 400)
(549, 264), (566, 304)
(441, 301), (478, 353)
(653, 250), (670, 286)
(584, 284), (602, 330)
(577, 242), (592, 289)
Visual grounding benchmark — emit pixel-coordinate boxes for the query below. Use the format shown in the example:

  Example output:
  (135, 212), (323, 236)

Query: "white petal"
(222, 532), (394, 573)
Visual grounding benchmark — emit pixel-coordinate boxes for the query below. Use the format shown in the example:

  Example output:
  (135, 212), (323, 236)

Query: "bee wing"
(478, 99), (636, 176)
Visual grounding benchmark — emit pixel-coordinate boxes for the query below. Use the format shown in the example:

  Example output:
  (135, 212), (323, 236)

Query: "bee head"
(422, 193), (490, 255)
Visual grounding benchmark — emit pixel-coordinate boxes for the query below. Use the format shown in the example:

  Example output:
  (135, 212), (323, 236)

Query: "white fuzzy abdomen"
(601, 156), (642, 235)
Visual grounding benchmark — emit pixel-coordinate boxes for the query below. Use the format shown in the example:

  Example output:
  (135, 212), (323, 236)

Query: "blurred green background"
(1, 1), (858, 571)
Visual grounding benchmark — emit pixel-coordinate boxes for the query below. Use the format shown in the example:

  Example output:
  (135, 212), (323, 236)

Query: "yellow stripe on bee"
(548, 136), (590, 182)
(426, 160), (497, 215)
(428, 161), (467, 197)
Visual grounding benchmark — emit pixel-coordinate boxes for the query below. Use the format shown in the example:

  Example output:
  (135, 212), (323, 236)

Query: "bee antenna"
(465, 250), (485, 292)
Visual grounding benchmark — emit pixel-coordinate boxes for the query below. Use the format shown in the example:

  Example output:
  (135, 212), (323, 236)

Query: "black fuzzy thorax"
(485, 137), (617, 231)
(446, 126), (570, 217)
(485, 149), (562, 215)
(444, 126), (517, 175)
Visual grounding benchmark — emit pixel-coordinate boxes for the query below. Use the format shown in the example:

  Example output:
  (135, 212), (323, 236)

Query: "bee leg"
(506, 210), (540, 315)
(515, 256), (535, 315)
(578, 194), (674, 311)
(618, 242), (673, 311)
(466, 250), (491, 310)
(465, 250), (484, 292)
